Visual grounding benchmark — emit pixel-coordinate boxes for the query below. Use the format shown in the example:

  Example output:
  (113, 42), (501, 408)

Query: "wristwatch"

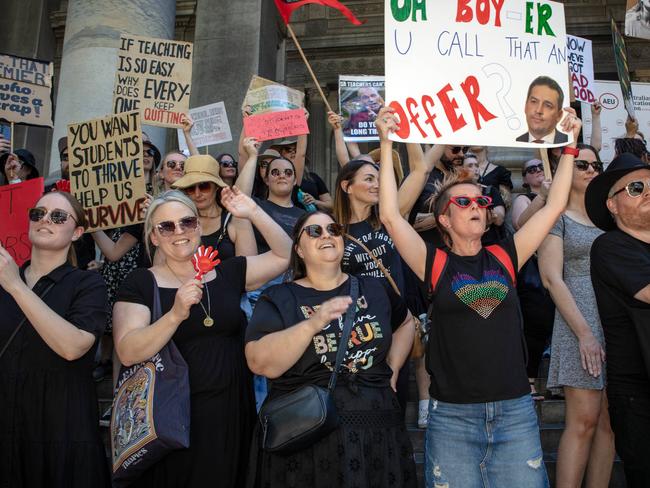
(562, 146), (580, 157)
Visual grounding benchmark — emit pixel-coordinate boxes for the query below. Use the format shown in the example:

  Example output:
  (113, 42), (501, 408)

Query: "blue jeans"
(425, 394), (549, 488)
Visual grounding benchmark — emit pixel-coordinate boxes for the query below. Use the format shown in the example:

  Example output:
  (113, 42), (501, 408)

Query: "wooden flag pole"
(286, 23), (334, 113)
(539, 148), (553, 180)
(10, 122), (14, 154)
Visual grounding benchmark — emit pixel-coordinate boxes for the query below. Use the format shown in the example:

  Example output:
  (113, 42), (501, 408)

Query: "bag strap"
(0, 281), (56, 361)
(149, 270), (163, 322)
(344, 233), (400, 296)
(485, 244), (517, 286)
(327, 275), (359, 392)
(430, 248), (448, 294)
(216, 212), (232, 247)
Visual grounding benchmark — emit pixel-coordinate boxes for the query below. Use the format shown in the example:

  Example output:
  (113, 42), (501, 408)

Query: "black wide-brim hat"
(585, 152), (650, 231)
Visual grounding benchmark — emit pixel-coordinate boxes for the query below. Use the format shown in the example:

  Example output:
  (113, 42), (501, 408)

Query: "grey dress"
(547, 214), (606, 390)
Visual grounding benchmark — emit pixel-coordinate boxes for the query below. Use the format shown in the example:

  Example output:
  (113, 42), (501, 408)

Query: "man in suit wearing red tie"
(516, 76), (569, 144)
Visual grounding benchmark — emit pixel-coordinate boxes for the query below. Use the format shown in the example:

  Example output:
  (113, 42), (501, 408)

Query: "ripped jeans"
(425, 394), (549, 488)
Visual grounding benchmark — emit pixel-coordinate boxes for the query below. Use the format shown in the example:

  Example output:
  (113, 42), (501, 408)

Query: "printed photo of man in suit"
(516, 76), (568, 144)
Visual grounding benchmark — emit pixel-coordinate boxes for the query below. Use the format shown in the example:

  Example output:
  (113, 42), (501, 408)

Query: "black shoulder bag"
(258, 276), (359, 454)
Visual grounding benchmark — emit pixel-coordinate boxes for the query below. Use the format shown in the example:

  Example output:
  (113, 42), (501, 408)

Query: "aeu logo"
(599, 93), (619, 110)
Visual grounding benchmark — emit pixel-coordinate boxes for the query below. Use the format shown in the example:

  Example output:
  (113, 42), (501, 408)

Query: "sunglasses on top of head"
(523, 163), (544, 176)
(574, 160), (603, 173)
(442, 195), (492, 214)
(609, 179), (650, 199)
(154, 216), (199, 237)
(451, 146), (470, 155)
(165, 160), (185, 171)
(298, 223), (344, 240)
(28, 207), (78, 225)
(183, 182), (213, 194)
(219, 160), (237, 168)
(269, 168), (294, 178)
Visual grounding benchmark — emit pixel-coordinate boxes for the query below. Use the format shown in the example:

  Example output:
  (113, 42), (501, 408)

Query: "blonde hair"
(143, 190), (198, 259)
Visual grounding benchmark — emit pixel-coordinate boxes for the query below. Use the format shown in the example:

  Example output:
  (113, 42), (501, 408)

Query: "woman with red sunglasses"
(538, 144), (614, 487)
(376, 106), (582, 488)
(0, 191), (110, 487)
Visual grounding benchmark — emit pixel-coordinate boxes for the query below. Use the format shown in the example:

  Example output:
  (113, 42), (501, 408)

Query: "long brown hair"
(333, 160), (381, 233)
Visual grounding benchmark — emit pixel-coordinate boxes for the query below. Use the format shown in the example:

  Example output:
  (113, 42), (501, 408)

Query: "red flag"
(274, 0), (363, 25)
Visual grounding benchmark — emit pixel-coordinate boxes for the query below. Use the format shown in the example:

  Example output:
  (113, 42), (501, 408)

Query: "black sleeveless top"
(201, 211), (236, 261)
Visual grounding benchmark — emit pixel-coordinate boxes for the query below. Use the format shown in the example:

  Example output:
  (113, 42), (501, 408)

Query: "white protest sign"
(385, 0), (572, 148)
(582, 80), (650, 163)
(339, 75), (385, 142)
(176, 102), (232, 151)
(567, 35), (595, 104)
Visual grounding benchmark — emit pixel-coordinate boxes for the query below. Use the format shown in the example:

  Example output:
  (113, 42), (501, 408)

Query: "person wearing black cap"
(586, 152), (650, 487)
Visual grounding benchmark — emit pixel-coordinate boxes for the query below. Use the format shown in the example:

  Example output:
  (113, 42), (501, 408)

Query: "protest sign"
(611, 18), (635, 118)
(625, 0), (650, 40)
(582, 80), (650, 163)
(0, 177), (44, 266)
(113, 35), (193, 128)
(242, 76), (304, 115)
(385, 0), (572, 147)
(0, 53), (53, 127)
(339, 75), (385, 142)
(176, 102), (232, 151)
(68, 111), (147, 232)
(243, 108), (309, 141)
(567, 35), (595, 104)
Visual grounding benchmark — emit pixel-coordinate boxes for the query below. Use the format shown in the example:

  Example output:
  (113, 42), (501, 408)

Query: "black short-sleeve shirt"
(591, 230), (650, 397)
(245, 276), (408, 392)
(300, 170), (329, 199)
(253, 198), (306, 253)
(423, 237), (529, 403)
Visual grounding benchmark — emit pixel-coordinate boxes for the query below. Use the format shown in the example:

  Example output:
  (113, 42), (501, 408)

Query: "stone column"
(306, 87), (328, 179)
(190, 0), (279, 157)
(48, 0), (176, 176)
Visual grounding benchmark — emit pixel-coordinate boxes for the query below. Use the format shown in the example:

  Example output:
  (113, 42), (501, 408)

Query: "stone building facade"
(1, 0), (649, 187)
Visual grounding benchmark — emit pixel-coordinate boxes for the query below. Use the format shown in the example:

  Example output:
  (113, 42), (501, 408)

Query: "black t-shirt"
(479, 164), (513, 190)
(300, 170), (329, 199)
(253, 198), (306, 253)
(201, 212), (236, 261)
(245, 275), (408, 392)
(342, 221), (405, 294)
(591, 230), (650, 397)
(423, 237), (529, 403)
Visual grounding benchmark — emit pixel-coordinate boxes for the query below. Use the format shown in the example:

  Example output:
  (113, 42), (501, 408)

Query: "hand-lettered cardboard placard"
(625, 0), (650, 40)
(0, 53), (53, 127)
(0, 177), (45, 266)
(611, 18), (635, 118)
(567, 35), (595, 104)
(113, 35), (193, 128)
(68, 111), (147, 232)
(582, 80), (650, 163)
(242, 76), (304, 115)
(176, 102), (232, 151)
(339, 75), (385, 142)
(243, 108), (309, 141)
(385, 0), (572, 147)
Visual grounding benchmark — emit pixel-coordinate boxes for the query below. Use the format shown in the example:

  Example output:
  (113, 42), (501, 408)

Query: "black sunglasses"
(270, 168), (294, 178)
(166, 160), (185, 170)
(183, 182), (213, 194)
(154, 216), (199, 236)
(28, 207), (78, 225)
(451, 146), (470, 155)
(299, 223), (344, 239)
(144, 148), (156, 157)
(610, 179), (650, 199)
(219, 160), (237, 168)
(574, 160), (603, 173)
(523, 163), (545, 176)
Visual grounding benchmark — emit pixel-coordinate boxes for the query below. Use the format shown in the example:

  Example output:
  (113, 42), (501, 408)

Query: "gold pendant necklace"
(165, 263), (213, 327)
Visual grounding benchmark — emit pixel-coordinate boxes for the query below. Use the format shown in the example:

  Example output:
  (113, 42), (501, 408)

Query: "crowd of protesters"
(1, 81), (650, 488)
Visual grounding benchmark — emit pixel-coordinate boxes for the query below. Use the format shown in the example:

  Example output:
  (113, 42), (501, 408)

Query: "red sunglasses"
(442, 195), (492, 214)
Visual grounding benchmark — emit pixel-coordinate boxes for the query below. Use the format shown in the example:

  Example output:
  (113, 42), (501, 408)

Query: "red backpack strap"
(485, 244), (517, 286)
(430, 248), (448, 293)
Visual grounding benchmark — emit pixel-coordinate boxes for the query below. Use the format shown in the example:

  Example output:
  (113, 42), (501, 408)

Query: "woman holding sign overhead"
(376, 106), (582, 488)
(0, 191), (109, 488)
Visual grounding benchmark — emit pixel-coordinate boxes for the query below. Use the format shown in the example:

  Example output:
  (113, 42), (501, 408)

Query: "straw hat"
(171, 154), (226, 189)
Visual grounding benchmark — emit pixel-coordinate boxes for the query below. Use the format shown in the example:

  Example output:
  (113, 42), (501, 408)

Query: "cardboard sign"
(339, 75), (385, 142)
(176, 102), (232, 151)
(0, 53), (53, 127)
(625, 0), (650, 40)
(112, 35), (193, 128)
(582, 80), (650, 163)
(0, 177), (45, 266)
(611, 18), (635, 118)
(385, 0), (572, 147)
(243, 108), (309, 141)
(567, 35), (595, 104)
(242, 76), (304, 115)
(68, 111), (147, 232)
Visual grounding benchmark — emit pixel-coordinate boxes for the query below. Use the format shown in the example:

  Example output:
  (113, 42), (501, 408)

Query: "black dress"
(115, 257), (255, 487)
(0, 263), (110, 488)
(245, 276), (417, 488)
(479, 163), (513, 190)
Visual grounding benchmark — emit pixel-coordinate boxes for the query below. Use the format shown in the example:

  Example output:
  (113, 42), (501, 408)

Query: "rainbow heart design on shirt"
(451, 270), (509, 319)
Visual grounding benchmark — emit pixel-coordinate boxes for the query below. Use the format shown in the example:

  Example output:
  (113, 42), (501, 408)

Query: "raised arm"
(376, 107), (428, 281)
(396, 143), (434, 217)
(511, 184), (550, 230)
(294, 112), (308, 185)
(514, 108), (582, 267)
(180, 113), (199, 156)
(219, 186), (291, 290)
(328, 110), (350, 166)
(589, 101), (602, 153)
(92, 230), (138, 262)
(234, 137), (260, 196)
